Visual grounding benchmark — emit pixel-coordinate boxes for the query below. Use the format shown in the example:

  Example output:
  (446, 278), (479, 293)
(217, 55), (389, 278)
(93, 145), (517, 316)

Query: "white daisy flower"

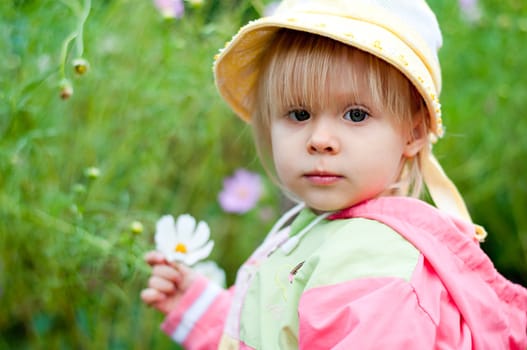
(155, 214), (214, 266)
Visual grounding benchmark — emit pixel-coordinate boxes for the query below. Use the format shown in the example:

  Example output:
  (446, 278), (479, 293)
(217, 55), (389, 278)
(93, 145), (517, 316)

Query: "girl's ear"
(403, 115), (428, 158)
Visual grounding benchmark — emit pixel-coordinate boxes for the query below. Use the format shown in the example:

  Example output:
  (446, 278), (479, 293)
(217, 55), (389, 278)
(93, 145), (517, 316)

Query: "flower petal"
(183, 241), (214, 266)
(166, 251), (186, 263)
(187, 221), (210, 251)
(175, 214), (196, 242)
(155, 215), (177, 255)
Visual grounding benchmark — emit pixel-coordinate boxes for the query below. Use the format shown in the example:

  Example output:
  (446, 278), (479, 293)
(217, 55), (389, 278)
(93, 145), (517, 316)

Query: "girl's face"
(270, 58), (419, 212)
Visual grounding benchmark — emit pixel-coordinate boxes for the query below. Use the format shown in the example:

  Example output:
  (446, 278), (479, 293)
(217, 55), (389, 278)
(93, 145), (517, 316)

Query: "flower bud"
(59, 79), (73, 100)
(84, 167), (101, 180)
(130, 221), (144, 235)
(73, 58), (90, 75)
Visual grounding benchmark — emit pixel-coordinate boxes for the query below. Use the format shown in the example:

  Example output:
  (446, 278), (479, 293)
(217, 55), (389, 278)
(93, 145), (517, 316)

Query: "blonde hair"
(249, 29), (430, 198)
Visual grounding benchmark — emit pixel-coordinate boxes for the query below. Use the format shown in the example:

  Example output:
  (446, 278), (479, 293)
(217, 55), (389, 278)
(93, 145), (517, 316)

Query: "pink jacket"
(161, 197), (527, 349)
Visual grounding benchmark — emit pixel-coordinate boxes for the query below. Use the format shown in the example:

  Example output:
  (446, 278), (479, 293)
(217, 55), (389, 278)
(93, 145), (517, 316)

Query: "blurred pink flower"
(218, 169), (263, 214)
(153, 0), (184, 19)
(459, 0), (481, 23)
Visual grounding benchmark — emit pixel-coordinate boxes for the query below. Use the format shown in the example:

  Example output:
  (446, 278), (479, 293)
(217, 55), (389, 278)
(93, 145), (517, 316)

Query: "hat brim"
(214, 12), (443, 138)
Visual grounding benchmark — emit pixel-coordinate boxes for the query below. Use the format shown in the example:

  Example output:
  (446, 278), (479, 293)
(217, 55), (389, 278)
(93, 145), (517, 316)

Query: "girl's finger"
(148, 276), (176, 293)
(152, 264), (181, 284)
(140, 288), (167, 305)
(144, 250), (167, 266)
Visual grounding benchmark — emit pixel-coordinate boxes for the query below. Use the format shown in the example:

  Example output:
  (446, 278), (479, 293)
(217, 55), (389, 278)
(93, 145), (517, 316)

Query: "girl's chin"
(307, 203), (353, 214)
(306, 197), (374, 214)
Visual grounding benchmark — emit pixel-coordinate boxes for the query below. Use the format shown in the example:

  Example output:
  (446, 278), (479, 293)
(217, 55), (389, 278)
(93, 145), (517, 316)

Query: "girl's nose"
(307, 119), (340, 155)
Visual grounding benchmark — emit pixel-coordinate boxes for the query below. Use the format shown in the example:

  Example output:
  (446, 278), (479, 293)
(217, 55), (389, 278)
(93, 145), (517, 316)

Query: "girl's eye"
(344, 108), (369, 122)
(287, 109), (311, 122)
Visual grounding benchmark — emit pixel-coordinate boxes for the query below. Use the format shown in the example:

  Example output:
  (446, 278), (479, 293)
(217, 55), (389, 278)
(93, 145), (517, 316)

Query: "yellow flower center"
(174, 243), (187, 253)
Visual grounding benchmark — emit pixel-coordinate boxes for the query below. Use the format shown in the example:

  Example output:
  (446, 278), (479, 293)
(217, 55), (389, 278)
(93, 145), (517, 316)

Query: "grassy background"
(1, 0), (526, 348)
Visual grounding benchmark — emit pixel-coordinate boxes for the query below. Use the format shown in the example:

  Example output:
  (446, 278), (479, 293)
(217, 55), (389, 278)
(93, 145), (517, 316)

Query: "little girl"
(141, 0), (527, 348)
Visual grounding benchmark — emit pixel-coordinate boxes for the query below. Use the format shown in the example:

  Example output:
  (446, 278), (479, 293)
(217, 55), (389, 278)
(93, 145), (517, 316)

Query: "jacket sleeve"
(161, 275), (234, 349)
(298, 277), (436, 349)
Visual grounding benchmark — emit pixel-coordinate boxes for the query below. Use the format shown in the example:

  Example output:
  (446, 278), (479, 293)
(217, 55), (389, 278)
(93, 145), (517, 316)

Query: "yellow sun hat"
(213, 0), (486, 240)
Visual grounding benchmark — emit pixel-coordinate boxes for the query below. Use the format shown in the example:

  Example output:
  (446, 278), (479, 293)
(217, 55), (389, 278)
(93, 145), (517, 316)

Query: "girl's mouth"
(303, 171), (343, 185)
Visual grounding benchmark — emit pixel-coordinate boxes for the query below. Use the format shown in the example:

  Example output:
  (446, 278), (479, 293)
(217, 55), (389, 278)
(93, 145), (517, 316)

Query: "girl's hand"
(140, 250), (196, 314)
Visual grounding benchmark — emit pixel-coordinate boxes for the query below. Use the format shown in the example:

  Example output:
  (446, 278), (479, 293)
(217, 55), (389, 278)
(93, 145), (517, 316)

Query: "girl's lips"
(303, 172), (343, 185)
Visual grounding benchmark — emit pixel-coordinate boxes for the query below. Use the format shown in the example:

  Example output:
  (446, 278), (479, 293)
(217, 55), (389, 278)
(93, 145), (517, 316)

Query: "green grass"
(431, 0), (527, 284)
(1, 0), (526, 348)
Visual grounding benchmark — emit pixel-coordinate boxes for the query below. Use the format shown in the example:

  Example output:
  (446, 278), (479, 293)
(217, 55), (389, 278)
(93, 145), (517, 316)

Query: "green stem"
(34, 209), (112, 252)
(59, 32), (78, 78)
(75, 0), (92, 57)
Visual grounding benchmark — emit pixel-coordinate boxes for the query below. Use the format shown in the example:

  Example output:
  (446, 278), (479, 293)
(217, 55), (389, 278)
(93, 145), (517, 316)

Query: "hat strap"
(421, 151), (487, 242)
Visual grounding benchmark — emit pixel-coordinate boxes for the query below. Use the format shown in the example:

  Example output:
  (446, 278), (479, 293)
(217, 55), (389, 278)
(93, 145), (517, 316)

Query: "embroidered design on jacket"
(289, 261), (305, 283)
